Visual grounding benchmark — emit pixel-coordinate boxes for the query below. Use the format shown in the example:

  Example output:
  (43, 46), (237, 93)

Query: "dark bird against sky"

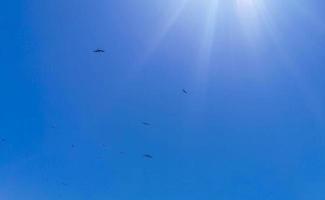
(93, 49), (105, 53)
(143, 154), (153, 159)
(182, 89), (189, 94)
(142, 122), (151, 126)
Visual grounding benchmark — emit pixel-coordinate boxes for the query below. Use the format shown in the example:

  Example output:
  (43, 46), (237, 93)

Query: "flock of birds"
(92, 48), (189, 159)
(0, 48), (190, 189)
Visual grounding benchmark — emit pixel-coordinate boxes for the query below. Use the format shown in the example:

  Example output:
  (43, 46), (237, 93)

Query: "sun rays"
(198, 0), (220, 67)
(141, 0), (270, 65)
(140, 0), (322, 75)
(125, 0), (325, 140)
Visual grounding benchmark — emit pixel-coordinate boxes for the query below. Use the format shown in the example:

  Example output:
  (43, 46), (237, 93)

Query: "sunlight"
(235, 0), (269, 46)
(236, 0), (260, 23)
(236, 0), (257, 11)
(198, 0), (219, 67)
(141, 0), (272, 66)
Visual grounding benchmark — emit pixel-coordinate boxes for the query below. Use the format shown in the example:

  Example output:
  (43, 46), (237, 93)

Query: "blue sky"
(1, 0), (325, 199)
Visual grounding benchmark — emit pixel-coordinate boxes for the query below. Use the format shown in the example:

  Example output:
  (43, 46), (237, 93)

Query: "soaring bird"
(142, 122), (151, 126)
(143, 154), (153, 159)
(93, 48), (105, 53)
(60, 182), (68, 186)
(182, 89), (189, 94)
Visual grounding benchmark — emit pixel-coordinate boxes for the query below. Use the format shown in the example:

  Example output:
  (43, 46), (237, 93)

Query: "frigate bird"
(182, 89), (189, 94)
(143, 154), (153, 159)
(60, 182), (68, 186)
(142, 122), (151, 126)
(93, 48), (105, 53)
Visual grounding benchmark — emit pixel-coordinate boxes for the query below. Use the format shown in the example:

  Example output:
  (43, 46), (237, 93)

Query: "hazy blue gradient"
(1, 0), (325, 199)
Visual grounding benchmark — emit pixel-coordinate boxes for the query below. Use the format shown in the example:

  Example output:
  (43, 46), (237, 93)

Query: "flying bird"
(143, 154), (153, 159)
(182, 89), (189, 94)
(142, 122), (151, 126)
(60, 182), (68, 186)
(93, 48), (105, 53)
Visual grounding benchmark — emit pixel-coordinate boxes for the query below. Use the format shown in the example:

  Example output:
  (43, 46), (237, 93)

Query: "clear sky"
(1, 0), (325, 199)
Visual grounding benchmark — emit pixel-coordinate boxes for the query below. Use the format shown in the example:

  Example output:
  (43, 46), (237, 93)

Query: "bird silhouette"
(142, 122), (151, 126)
(182, 89), (189, 94)
(93, 48), (105, 53)
(60, 182), (68, 186)
(143, 154), (153, 159)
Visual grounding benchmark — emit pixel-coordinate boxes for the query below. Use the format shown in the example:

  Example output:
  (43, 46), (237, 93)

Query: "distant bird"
(71, 144), (75, 148)
(143, 154), (153, 159)
(182, 89), (189, 94)
(1, 138), (6, 142)
(93, 48), (105, 53)
(142, 122), (151, 126)
(60, 182), (68, 186)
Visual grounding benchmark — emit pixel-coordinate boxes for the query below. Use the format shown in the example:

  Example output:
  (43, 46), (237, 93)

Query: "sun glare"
(142, 0), (270, 66)
(237, 0), (257, 10)
(236, 0), (260, 22)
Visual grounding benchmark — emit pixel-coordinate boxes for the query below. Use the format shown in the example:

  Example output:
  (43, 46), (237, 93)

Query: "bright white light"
(237, 0), (257, 11)
(236, 0), (260, 22)
(141, 0), (273, 65)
